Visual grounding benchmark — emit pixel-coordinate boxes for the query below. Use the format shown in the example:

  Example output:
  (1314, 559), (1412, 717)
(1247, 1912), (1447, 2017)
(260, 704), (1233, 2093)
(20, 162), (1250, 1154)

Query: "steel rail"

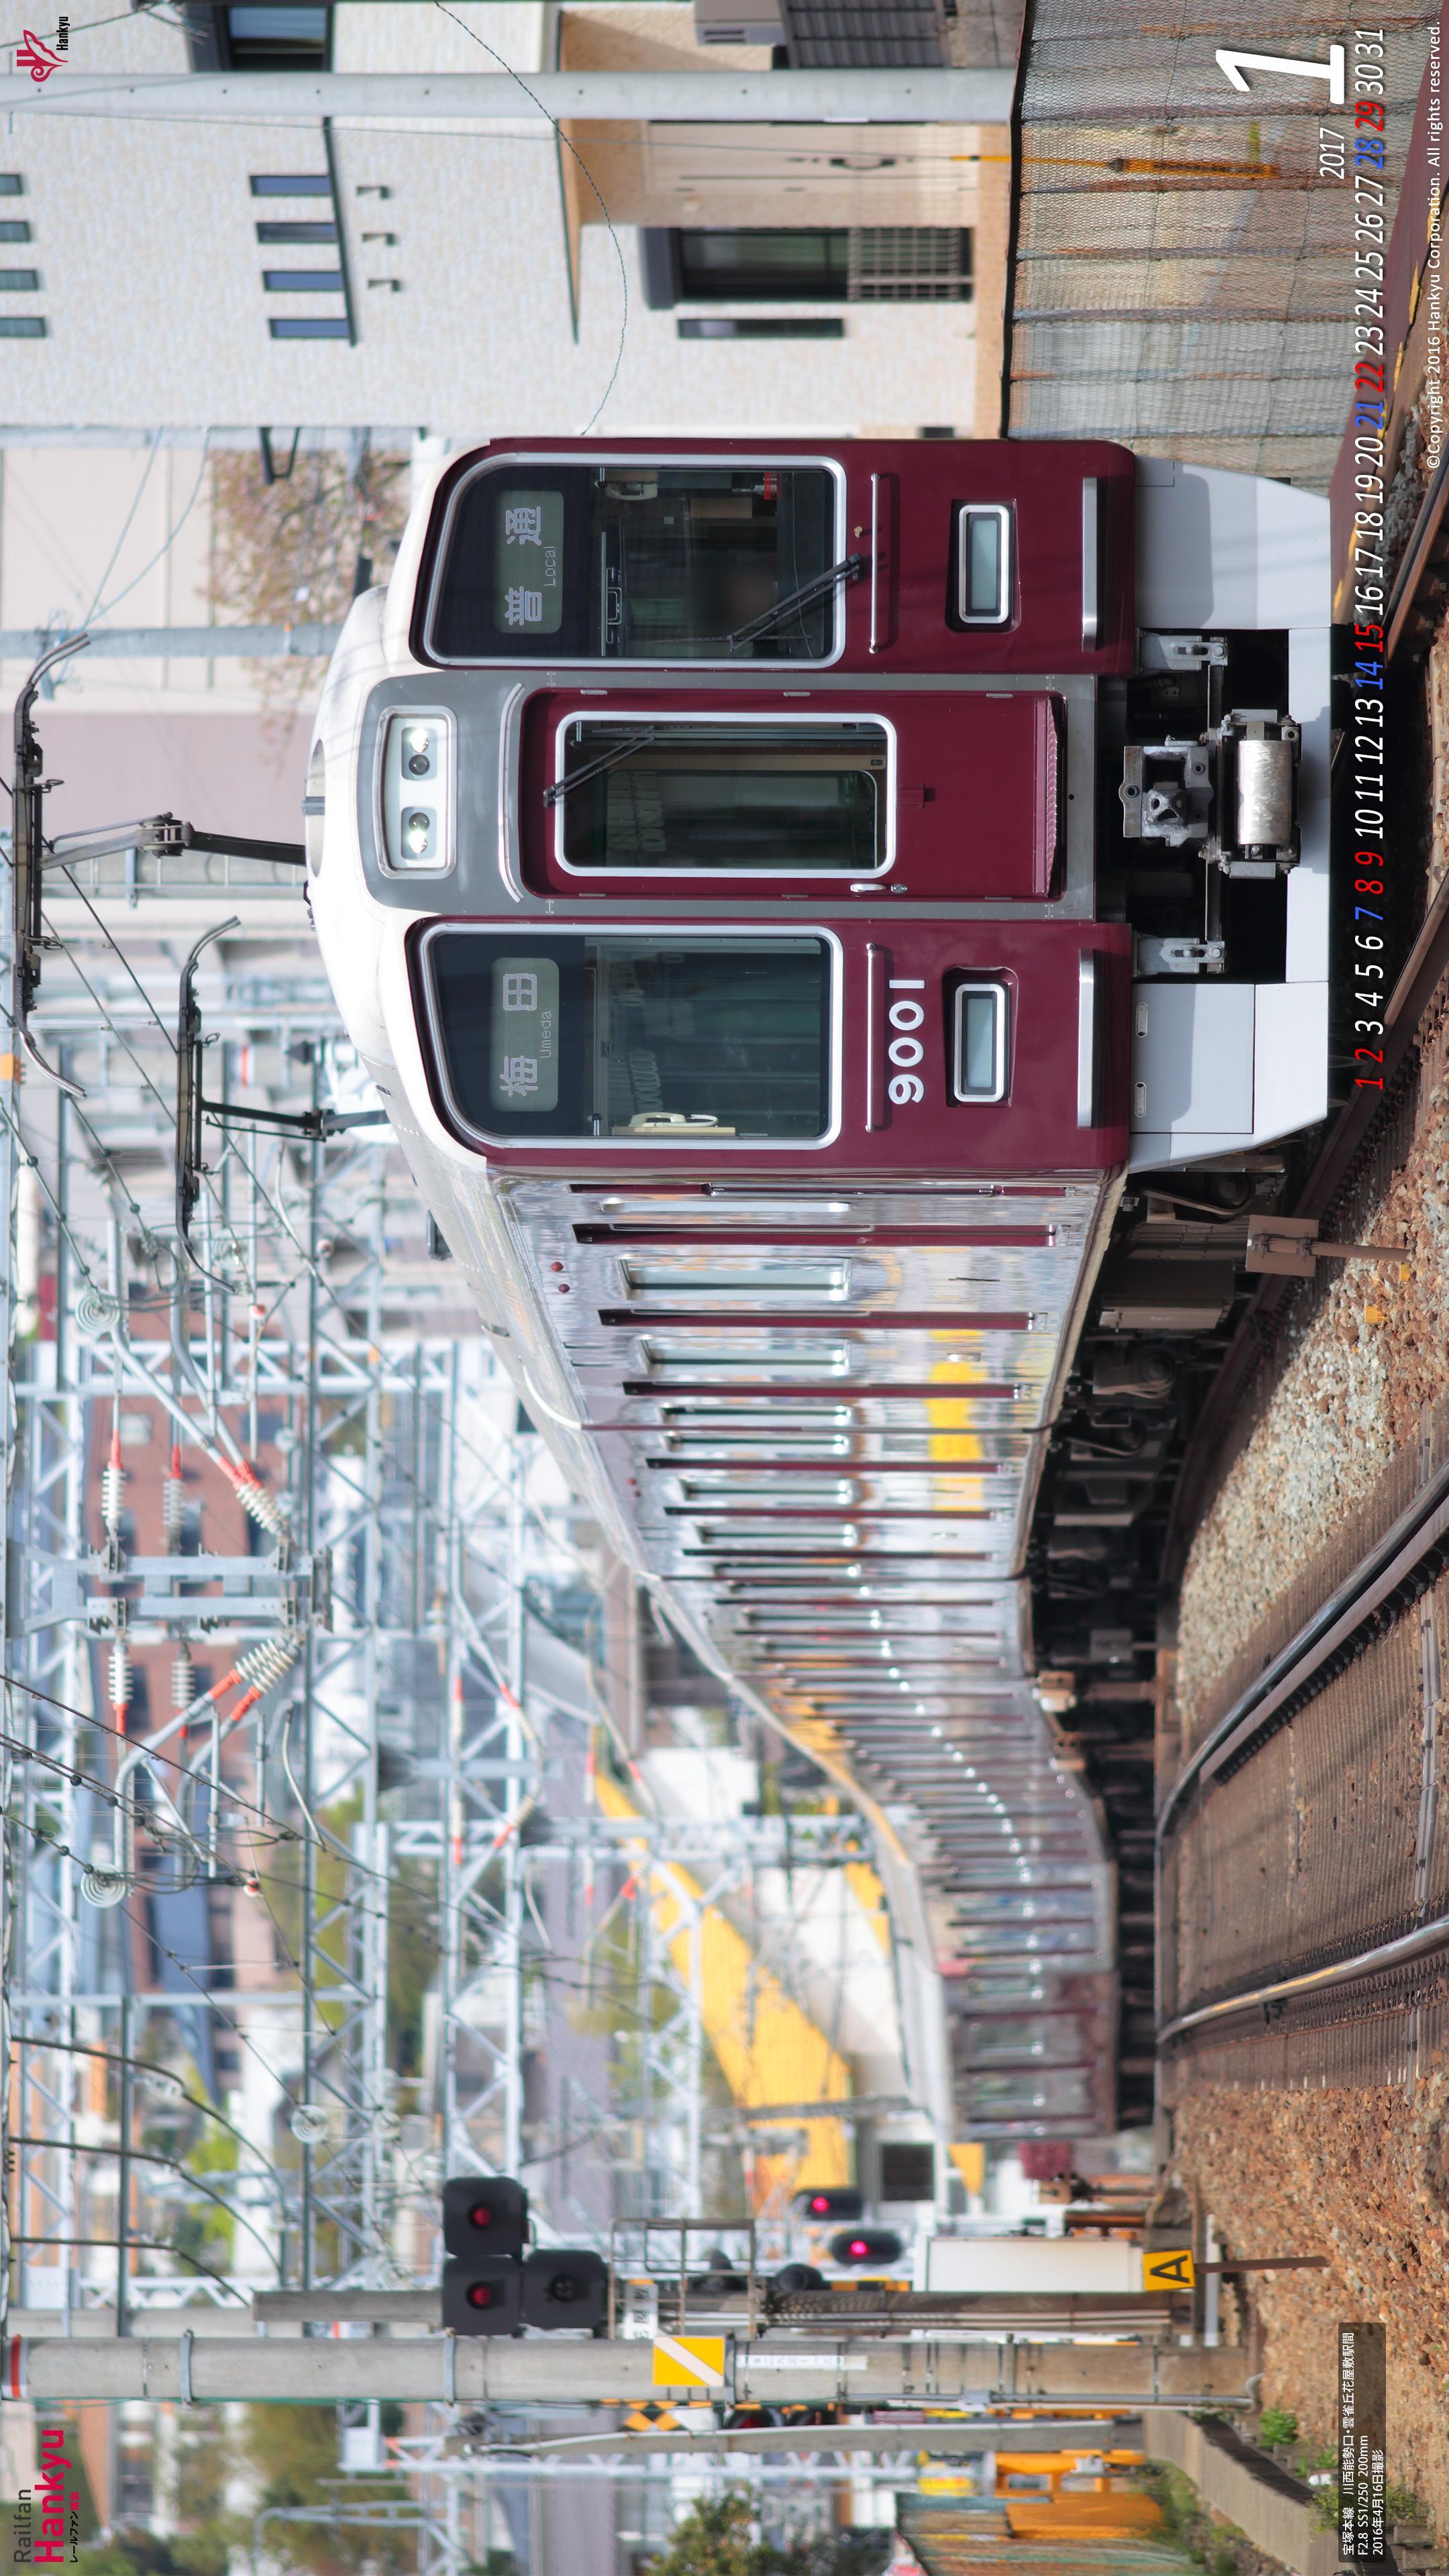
(1158, 1447), (1449, 1841)
(1157, 1907), (1449, 2047)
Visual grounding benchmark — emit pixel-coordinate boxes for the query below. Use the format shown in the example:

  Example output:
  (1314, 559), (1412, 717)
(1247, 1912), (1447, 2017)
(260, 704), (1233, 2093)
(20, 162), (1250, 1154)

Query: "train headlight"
(380, 710), (455, 874)
(303, 738), (326, 873)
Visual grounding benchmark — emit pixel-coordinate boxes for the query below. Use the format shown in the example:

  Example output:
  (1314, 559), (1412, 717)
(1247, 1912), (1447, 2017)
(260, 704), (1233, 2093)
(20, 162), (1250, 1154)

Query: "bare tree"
(209, 439), (409, 745)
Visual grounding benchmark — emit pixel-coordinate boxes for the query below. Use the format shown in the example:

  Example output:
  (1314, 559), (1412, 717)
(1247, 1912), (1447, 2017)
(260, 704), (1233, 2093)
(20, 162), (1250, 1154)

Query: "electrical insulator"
(234, 1635), (297, 1697)
(162, 1444), (185, 1548)
(109, 1640), (131, 1727)
(172, 1646), (194, 1715)
(225, 1458), (289, 1542)
(101, 1430), (125, 1542)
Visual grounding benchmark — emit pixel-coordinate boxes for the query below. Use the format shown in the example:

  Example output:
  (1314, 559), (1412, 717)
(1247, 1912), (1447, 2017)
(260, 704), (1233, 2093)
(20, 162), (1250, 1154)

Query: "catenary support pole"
(508, 2416), (1144, 2461)
(9, 2334), (1256, 2407)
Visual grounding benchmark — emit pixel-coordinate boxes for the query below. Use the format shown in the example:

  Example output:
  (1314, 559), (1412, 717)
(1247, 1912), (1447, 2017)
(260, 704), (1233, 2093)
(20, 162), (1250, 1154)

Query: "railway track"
(1157, 1431), (1449, 2083)
(1156, 1041), (1449, 2078)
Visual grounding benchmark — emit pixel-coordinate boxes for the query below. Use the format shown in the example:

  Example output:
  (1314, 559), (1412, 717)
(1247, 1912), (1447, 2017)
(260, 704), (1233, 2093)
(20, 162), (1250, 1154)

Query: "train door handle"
(1081, 478), (1102, 650)
(866, 944), (889, 1129)
(1077, 951), (1104, 1128)
(869, 474), (898, 654)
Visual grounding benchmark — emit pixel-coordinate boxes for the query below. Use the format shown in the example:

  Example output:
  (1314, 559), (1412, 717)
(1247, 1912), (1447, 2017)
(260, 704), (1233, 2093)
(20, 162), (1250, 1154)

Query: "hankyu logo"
(16, 27), (64, 78)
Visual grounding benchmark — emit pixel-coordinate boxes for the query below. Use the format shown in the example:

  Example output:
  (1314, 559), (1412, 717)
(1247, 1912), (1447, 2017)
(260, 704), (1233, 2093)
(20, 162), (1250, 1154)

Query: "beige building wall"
(1, 1), (996, 435)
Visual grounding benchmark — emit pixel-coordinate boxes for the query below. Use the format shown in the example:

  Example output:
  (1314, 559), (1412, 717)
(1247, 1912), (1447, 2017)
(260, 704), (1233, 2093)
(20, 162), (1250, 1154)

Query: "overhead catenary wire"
(87, 436), (213, 627)
(77, 427), (164, 632)
(432, 0), (628, 435)
(12, 946), (694, 1666)
(46, 870), (178, 1053)
(0, 1664), (619, 1960)
(23, 2031), (294, 2202)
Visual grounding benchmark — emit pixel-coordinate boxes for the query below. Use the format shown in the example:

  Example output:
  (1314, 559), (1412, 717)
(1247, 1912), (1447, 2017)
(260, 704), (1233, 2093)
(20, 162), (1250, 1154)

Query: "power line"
(432, 1), (629, 435)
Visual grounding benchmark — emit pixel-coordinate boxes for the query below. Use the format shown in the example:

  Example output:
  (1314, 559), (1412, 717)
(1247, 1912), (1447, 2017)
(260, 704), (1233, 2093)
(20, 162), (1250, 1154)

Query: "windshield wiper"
(543, 726), (657, 808)
(726, 553), (866, 655)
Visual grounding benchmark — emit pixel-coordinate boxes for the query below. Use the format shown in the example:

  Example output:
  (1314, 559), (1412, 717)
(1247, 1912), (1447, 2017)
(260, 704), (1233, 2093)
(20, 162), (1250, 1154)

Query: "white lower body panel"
(1131, 469), (1331, 1171)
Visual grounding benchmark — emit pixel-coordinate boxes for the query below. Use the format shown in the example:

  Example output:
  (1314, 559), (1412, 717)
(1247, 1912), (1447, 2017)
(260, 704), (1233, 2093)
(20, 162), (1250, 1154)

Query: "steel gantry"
(0, 730), (598, 2345)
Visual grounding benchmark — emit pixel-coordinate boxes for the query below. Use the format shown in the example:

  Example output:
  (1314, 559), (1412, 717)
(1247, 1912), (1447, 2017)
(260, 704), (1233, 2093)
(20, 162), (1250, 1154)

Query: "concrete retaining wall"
(1143, 2408), (1344, 2576)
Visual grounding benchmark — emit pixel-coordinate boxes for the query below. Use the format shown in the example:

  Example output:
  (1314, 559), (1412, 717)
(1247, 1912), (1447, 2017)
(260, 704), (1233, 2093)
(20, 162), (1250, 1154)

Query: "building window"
(644, 225), (971, 308)
(0, 317), (45, 337)
(252, 169), (354, 343)
(262, 267), (343, 293)
(183, 3), (330, 70)
(225, 4), (329, 64)
(0, 268), (38, 290)
(0, 176), (22, 197)
(678, 317), (844, 339)
(851, 226), (972, 300)
(0, 221), (30, 242)
(680, 229), (849, 303)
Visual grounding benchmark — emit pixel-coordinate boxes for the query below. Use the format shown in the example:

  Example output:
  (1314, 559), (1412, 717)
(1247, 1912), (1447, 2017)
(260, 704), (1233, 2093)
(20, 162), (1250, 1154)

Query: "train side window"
(426, 460), (840, 663)
(421, 930), (835, 1147)
(954, 502), (1014, 626)
(959, 2017), (1085, 2068)
(678, 1476), (857, 1505)
(619, 1258), (850, 1297)
(659, 1432), (851, 1456)
(961, 2071), (1093, 2116)
(549, 716), (890, 875)
(639, 1340), (850, 1376)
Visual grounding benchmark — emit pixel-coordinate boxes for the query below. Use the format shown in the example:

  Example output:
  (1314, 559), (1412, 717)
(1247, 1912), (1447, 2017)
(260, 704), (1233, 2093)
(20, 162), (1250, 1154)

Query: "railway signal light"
(443, 2174), (529, 2259)
(793, 2187), (864, 2222)
(442, 2175), (530, 2337)
(439, 2182), (610, 2336)
(442, 2254), (524, 2336)
(522, 2247), (610, 2330)
(828, 2227), (904, 2268)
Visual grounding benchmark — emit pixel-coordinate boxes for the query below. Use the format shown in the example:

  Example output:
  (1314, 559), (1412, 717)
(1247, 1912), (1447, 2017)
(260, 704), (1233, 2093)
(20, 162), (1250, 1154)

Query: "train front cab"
(321, 434), (1329, 1185)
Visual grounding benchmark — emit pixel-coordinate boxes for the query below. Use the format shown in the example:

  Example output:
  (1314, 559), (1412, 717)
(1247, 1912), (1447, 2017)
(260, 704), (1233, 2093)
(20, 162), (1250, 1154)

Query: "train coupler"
(1120, 708), (1299, 876)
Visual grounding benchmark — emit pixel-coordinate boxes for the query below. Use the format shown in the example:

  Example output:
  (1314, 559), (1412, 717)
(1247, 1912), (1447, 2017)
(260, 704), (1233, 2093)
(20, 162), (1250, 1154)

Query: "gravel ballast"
(1165, 797), (1449, 2545)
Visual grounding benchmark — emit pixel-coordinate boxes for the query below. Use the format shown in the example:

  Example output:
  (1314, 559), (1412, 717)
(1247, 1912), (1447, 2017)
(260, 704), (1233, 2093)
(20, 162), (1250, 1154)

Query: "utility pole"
(0, 69), (1012, 125)
(0, 627), (343, 659)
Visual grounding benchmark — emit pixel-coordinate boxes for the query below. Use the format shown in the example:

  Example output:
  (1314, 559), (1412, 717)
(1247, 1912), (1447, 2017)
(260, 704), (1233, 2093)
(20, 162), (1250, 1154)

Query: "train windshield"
(422, 932), (833, 1144)
(551, 718), (888, 873)
(427, 463), (838, 661)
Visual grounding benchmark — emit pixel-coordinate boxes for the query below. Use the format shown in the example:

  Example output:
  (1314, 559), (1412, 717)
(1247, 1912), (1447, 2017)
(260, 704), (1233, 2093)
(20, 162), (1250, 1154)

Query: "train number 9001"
(887, 983), (926, 1105)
